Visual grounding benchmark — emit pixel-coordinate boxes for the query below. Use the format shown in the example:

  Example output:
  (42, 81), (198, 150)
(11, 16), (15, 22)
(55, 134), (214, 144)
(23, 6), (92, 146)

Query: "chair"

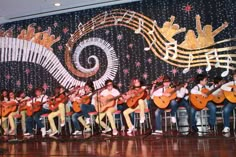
(163, 109), (178, 132)
(134, 108), (152, 132)
(176, 106), (189, 133)
(88, 111), (98, 135)
(113, 110), (125, 131)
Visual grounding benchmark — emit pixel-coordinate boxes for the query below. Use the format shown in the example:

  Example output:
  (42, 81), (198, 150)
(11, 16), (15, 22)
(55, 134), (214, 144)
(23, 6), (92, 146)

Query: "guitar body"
(0, 101), (17, 117)
(126, 89), (147, 109)
(95, 95), (116, 112)
(49, 94), (67, 111)
(26, 101), (42, 116)
(212, 92), (225, 104)
(153, 88), (177, 109)
(190, 88), (213, 110)
(224, 85), (236, 103)
(19, 102), (28, 111)
(72, 95), (91, 112)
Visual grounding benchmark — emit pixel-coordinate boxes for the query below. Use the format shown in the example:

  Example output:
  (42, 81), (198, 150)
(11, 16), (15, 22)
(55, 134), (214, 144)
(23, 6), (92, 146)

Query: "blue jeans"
(223, 101), (236, 127)
(154, 100), (178, 131)
(72, 112), (83, 131)
(81, 104), (95, 118)
(26, 108), (51, 133)
(190, 101), (216, 127)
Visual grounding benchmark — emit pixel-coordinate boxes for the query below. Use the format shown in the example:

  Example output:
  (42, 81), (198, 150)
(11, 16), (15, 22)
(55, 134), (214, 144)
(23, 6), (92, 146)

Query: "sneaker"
(152, 130), (163, 135)
(24, 133), (31, 136)
(171, 117), (176, 123)
(46, 129), (52, 134)
(127, 126), (135, 134)
(84, 127), (91, 133)
(49, 131), (58, 137)
(61, 120), (65, 127)
(112, 129), (118, 136)
(85, 118), (91, 125)
(222, 127), (230, 133)
(72, 130), (82, 135)
(191, 126), (199, 132)
(140, 116), (146, 124)
(41, 127), (46, 137)
(102, 127), (112, 133)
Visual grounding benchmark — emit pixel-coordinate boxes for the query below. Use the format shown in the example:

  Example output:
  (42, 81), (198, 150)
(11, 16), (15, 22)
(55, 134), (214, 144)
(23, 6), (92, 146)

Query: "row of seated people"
(0, 72), (236, 137)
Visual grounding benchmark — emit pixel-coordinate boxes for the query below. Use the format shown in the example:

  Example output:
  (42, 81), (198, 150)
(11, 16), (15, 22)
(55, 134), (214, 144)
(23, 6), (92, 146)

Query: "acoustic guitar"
(153, 78), (194, 109)
(224, 85), (236, 103)
(26, 100), (48, 116)
(126, 88), (147, 109)
(72, 95), (91, 112)
(212, 90), (225, 104)
(0, 101), (17, 117)
(48, 94), (68, 111)
(95, 94), (122, 112)
(190, 84), (223, 110)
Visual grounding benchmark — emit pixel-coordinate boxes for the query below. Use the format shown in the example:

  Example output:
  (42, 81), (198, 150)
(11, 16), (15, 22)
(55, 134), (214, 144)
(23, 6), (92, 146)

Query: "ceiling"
(0, 0), (139, 24)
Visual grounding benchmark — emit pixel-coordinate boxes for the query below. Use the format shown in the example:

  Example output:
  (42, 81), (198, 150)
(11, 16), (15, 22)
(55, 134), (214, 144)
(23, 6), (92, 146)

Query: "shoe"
(61, 120), (65, 127)
(171, 117), (176, 123)
(49, 131), (58, 137)
(112, 129), (118, 136)
(140, 116), (146, 124)
(102, 127), (112, 133)
(41, 127), (46, 137)
(46, 129), (52, 134)
(72, 130), (82, 135)
(127, 126), (135, 134)
(152, 130), (163, 135)
(9, 130), (15, 135)
(84, 127), (91, 133)
(85, 118), (91, 125)
(24, 133), (31, 136)
(222, 127), (230, 133)
(191, 126), (199, 132)
(208, 125), (215, 131)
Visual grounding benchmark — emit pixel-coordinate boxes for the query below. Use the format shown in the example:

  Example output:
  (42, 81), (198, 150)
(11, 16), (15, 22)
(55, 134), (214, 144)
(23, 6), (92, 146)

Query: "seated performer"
(71, 82), (94, 135)
(0, 91), (18, 135)
(47, 86), (67, 136)
(123, 78), (147, 134)
(221, 71), (236, 133)
(25, 88), (51, 137)
(190, 74), (216, 132)
(151, 76), (186, 135)
(0, 89), (8, 102)
(16, 90), (30, 134)
(95, 80), (121, 136)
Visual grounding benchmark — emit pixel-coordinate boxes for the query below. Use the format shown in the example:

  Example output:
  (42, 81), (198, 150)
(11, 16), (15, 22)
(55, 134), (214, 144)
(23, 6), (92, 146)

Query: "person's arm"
(221, 81), (234, 91)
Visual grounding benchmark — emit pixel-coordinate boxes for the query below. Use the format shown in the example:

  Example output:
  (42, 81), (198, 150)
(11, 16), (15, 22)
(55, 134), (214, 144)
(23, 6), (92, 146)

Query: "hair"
(196, 74), (208, 84)
(1, 89), (8, 94)
(163, 75), (171, 83)
(105, 79), (113, 85)
(8, 90), (15, 99)
(85, 80), (94, 92)
(213, 76), (223, 84)
(16, 90), (25, 97)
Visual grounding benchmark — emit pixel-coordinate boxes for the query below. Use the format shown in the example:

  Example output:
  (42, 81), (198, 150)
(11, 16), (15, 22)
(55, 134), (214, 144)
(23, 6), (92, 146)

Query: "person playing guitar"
(190, 74), (216, 132)
(47, 86), (67, 136)
(0, 89), (8, 135)
(71, 81), (95, 135)
(221, 70), (236, 133)
(151, 76), (187, 135)
(16, 90), (31, 134)
(0, 91), (18, 135)
(95, 80), (121, 136)
(24, 88), (51, 137)
(0, 89), (8, 102)
(123, 78), (147, 134)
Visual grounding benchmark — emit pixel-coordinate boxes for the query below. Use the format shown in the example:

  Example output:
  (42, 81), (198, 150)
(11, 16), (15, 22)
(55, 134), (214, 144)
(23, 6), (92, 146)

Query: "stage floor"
(0, 129), (236, 157)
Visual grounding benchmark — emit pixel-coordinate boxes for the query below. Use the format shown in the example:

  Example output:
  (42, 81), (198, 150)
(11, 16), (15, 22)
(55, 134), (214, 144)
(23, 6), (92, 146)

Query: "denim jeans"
(190, 101), (216, 127)
(154, 100), (178, 131)
(72, 112), (83, 131)
(81, 104), (95, 118)
(223, 101), (236, 127)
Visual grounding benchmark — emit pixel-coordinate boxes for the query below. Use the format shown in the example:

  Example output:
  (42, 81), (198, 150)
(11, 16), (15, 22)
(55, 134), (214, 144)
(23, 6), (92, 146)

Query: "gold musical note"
(148, 20), (157, 35)
(144, 39), (156, 51)
(221, 55), (232, 77)
(205, 49), (220, 72)
(163, 41), (177, 60)
(125, 11), (135, 24)
(112, 15), (119, 25)
(117, 11), (128, 22)
(183, 53), (194, 74)
(101, 11), (108, 24)
(135, 18), (144, 34)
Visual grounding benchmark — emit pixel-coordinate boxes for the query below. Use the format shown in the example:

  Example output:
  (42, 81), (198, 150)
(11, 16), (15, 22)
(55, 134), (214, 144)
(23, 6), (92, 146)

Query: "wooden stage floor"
(0, 129), (236, 157)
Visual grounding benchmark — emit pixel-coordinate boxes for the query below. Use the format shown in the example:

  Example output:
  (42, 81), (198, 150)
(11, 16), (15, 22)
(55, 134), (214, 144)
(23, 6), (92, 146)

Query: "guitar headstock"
(187, 77), (195, 83)
(153, 75), (164, 84)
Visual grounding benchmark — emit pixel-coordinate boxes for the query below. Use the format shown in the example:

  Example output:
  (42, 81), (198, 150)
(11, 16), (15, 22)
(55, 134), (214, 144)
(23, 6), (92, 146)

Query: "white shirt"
(100, 88), (120, 97)
(190, 84), (210, 95)
(176, 87), (189, 98)
(151, 87), (187, 99)
(27, 95), (49, 109)
(221, 81), (236, 91)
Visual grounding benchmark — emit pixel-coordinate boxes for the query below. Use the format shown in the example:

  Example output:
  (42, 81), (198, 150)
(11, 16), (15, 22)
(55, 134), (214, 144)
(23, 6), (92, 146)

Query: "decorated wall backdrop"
(0, 0), (235, 95)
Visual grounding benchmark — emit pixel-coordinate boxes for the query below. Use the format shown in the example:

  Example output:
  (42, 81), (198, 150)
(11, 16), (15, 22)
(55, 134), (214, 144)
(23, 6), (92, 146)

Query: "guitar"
(224, 85), (236, 103)
(95, 94), (122, 112)
(26, 100), (48, 116)
(190, 84), (223, 110)
(212, 90), (225, 104)
(18, 98), (32, 112)
(153, 78), (194, 109)
(72, 95), (91, 112)
(0, 101), (17, 117)
(48, 93), (68, 111)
